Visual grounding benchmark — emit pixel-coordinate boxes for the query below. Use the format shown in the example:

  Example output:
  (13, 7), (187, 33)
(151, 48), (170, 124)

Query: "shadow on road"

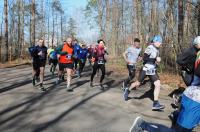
(133, 83), (154, 101)
(0, 74), (56, 94)
(71, 79), (90, 90)
(32, 87), (112, 132)
(0, 83), (60, 126)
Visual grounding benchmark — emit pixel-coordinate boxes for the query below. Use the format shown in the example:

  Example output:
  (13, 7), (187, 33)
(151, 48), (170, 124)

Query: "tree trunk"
(31, 0), (35, 46)
(198, 1), (200, 35)
(184, 0), (191, 46)
(97, 0), (103, 39)
(0, 11), (3, 62)
(105, 0), (110, 43)
(47, 0), (50, 47)
(56, 12), (59, 46)
(52, 8), (54, 47)
(4, 0), (9, 62)
(178, 0), (184, 52)
(149, 0), (158, 36)
(17, 0), (21, 59)
(61, 14), (63, 42)
(21, 0), (24, 57)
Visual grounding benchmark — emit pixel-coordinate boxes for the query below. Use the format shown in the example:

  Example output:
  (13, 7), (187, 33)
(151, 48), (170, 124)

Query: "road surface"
(0, 64), (198, 132)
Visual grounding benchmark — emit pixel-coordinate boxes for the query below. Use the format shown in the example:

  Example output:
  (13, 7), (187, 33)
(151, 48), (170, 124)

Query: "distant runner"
(90, 39), (108, 90)
(30, 39), (47, 91)
(56, 38), (74, 92)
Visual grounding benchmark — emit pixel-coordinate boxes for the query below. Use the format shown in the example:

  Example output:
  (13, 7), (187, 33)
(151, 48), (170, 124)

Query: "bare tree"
(97, 0), (104, 39)
(178, 0), (184, 52)
(31, 0), (35, 46)
(198, 1), (200, 35)
(4, 0), (9, 62)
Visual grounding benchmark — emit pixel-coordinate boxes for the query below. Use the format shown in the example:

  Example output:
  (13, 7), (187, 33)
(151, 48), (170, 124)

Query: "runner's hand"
(127, 61), (131, 64)
(156, 57), (161, 63)
(137, 57), (143, 62)
(38, 51), (42, 56)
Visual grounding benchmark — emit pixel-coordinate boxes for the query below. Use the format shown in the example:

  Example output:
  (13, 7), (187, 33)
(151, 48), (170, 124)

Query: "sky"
(60, 0), (99, 43)
(0, 0), (99, 44)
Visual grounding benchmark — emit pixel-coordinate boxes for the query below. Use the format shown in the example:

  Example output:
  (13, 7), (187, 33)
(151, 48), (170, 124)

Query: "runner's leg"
(124, 65), (135, 87)
(100, 64), (105, 84)
(66, 67), (73, 91)
(39, 66), (45, 85)
(90, 63), (98, 86)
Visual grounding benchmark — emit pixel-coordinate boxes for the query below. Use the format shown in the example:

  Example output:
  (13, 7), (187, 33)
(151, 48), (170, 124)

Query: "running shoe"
(152, 102), (165, 110)
(39, 83), (46, 91)
(32, 78), (36, 86)
(100, 83), (104, 90)
(56, 79), (61, 84)
(129, 116), (144, 132)
(67, 85), (73, 92)
(123, 87), (130, 101)
(90, 82), (93, 87)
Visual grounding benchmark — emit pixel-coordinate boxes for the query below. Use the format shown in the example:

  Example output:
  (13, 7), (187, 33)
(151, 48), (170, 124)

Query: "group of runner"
(29, 35), (200, 132)
(125, 35), (200, 132)
(122, 35), (164, 111)
(29, 37), (108, 92)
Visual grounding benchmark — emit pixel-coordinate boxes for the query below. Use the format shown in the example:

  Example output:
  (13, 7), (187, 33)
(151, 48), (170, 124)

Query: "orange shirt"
(59, 44), (74, 64)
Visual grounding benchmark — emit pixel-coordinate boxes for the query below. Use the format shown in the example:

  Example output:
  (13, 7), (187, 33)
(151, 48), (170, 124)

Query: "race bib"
(146, 68), (156, 75)
(98, 57), (104, 64)
(66, 54), (72, 59)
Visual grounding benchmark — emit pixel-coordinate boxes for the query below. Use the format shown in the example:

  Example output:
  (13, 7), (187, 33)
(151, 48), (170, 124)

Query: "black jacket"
(176, 46), (198, 74)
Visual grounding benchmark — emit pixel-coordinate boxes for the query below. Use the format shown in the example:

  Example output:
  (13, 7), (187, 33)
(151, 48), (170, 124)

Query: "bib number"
(98, 57), (104, 64)
(66, 54), (72, 59)
(146, 68), (156, 75)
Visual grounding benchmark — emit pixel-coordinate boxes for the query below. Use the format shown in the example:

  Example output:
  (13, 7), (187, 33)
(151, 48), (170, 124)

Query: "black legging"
(91, 62), (105, 83)
(74, 59), (79, 70)
(79, 60), (86, 74)
(124, 65), (136, 87)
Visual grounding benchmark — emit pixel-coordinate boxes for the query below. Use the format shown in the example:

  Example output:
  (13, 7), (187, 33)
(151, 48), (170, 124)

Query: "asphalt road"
(0, 64), (198, 132)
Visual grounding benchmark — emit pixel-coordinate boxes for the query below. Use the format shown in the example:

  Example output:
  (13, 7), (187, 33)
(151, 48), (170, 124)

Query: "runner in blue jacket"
(77, 44), (88, 78)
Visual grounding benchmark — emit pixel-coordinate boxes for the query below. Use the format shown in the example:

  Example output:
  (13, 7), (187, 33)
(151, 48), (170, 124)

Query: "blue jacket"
(73, 43), (81, 58)
(50, 51), (58, 60)
(79, 48), (88, 60)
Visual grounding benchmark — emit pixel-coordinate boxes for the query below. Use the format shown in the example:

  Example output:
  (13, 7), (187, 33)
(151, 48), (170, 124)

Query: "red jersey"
(59, 44), (74, 64)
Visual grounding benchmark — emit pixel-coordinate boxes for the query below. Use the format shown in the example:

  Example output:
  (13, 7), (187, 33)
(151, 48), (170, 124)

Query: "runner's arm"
(137, 51), (143, 62)
(56, 46), (67, 55)
(123, 51), (128, 62)
(143, 53), (156, 64)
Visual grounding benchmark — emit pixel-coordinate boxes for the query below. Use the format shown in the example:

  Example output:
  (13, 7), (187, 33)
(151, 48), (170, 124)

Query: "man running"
(73, 39), (81, 72)
(56, 38), (74, 91)
(90, 39), (108, 90)
(87, 44), (94, 67)
(77, 43), (88, 78)
(122, 38), (142, 90)
(49, 45), (58, 75)
(123, 35), (165, 111)
(47, 45), (54, 66)
(31, 39), (47, 91)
